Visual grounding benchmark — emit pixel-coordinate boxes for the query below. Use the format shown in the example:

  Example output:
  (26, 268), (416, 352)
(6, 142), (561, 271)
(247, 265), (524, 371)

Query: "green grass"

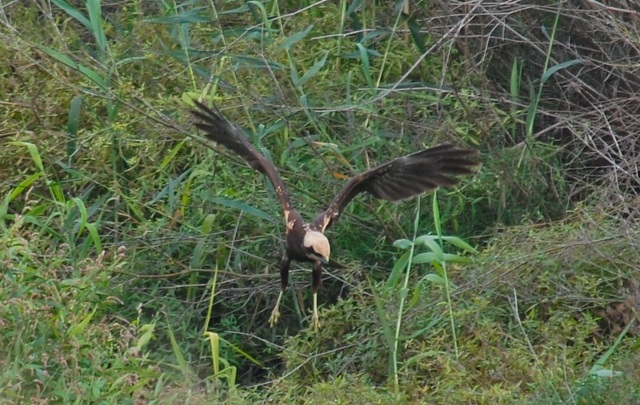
(1, 1), (639, 403)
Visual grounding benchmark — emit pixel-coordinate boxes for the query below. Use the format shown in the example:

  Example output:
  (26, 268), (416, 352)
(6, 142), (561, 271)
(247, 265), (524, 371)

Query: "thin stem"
(392, 196), (421, 392)
(433, 192), (459, 358)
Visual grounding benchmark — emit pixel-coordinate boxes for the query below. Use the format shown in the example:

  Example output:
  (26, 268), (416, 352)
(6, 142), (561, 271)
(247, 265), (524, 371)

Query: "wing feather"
(191, 101), (296, 217)
(312, 143), (480, 232)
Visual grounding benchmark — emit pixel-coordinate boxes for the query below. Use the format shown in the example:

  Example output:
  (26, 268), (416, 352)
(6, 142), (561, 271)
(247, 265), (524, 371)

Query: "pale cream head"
(303, 231), (330, 263)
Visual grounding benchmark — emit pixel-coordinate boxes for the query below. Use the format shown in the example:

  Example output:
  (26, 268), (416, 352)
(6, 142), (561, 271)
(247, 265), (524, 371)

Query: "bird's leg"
(269, 290), (283, 327)
(311, 291), (320, 332)
(269, 255), (290, 327)
(311, 260), (323, 332)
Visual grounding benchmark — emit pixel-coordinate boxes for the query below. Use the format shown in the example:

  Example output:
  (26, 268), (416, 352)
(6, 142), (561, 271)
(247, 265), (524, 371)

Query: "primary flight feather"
(191, 101), (480, 331)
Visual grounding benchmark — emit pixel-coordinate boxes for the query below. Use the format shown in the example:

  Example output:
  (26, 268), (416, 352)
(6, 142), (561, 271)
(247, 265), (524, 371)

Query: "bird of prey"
(191, 101), (480, 331)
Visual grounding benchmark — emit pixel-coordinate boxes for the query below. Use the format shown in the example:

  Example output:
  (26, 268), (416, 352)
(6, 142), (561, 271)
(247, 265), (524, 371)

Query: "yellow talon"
(269, 307), (280, 327)
(311, 311), (321, 332)
(269, 290), (284, 327)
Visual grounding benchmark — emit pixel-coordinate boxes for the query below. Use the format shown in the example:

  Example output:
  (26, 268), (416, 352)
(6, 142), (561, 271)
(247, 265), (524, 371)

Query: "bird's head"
(303, 230), (330, 265)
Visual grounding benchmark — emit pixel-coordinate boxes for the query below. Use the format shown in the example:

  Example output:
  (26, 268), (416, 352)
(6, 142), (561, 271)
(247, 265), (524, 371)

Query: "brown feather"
(312, 144), (480, 232)
(190, 101), (297, 218)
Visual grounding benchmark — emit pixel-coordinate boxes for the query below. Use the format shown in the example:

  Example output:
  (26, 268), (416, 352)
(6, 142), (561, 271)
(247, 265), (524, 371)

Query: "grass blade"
(297, 51), (328, 87)
(278, 25), (314, 52)
(36, 45), (108, 91)
(52, 0), (91, 30)
(66, 95), (82, 165)
(86, 0), (107, 58)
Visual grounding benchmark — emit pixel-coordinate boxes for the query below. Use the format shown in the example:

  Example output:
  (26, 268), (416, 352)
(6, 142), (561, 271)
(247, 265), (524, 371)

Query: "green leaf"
(422, 237), (444, 258)
(217, 4), (251, 15)
(387, 250), (410, 288)
(191, 240), (205, 268)
(590, 314), (634, 375)
(341, 48), (382, 59)
(247, 1), (270, 30)
(204, 331), (220, 374)
(541, 59), (584, 85)
(85, 223), (102, 253)
(296, 51), (328, 87)
(6, 172), (41, 204)
(510, 59), (521, 101)
(160, 140), (186, 171)
(424, 274), (446, 286)
(10, 142), (43, 172)
(404, 13), (426, 53)
(208, 197), (275, 223)
(525, 79), (538, 137)
(356, 43), (373, 88)
(440, 235), (478, 254)
(229, 55), (283, 69)
(289, 64), (300, 87)
(393, 239), (413, 249)
(71, 197), (88, 238)
(67, 307), (97, 337)
(86, 0), (107, 57)
(592, 369), (623, 378)
(66, 95), (82, 164)
(146, 7), (212, 24)
(36, 44), (107, 91)
(412, 252), (437, 264)
(220, 336), (264, 367)
(442, 253), (470, 263)
(52, 0), (91, 30)
(400, 317), (442, 342)
(432, 191), (442, 235)
(361, 28), (391, 44)
(414, 235), (432, 245)
(133, 323), (155, 354)
(346, 0), (362, 16)
(201, 214), (216, 235)
(407, 279), (424, 309)
(165, 319), (187, 373)
(278, 25), (314, 51)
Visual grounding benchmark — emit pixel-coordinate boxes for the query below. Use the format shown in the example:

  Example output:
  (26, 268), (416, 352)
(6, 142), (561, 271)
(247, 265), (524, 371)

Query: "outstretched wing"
(191, 101), (296, 219)
(312, 144), (480, 232)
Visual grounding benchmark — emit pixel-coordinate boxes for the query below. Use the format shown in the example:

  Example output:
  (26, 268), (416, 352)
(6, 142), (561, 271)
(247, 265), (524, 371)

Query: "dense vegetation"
(1, 1), (639, 403)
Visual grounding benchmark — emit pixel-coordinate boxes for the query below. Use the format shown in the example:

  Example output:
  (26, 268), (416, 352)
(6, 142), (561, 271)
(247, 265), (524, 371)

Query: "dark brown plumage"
(191, 101), (480, 331)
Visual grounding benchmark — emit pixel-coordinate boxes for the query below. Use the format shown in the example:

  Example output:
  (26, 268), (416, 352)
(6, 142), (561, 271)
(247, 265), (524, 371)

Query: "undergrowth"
(1, 1), (638, 403)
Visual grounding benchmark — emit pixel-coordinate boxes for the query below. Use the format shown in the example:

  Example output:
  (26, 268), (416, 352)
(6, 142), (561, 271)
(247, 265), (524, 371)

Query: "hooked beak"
(318, 256), (329, 265)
